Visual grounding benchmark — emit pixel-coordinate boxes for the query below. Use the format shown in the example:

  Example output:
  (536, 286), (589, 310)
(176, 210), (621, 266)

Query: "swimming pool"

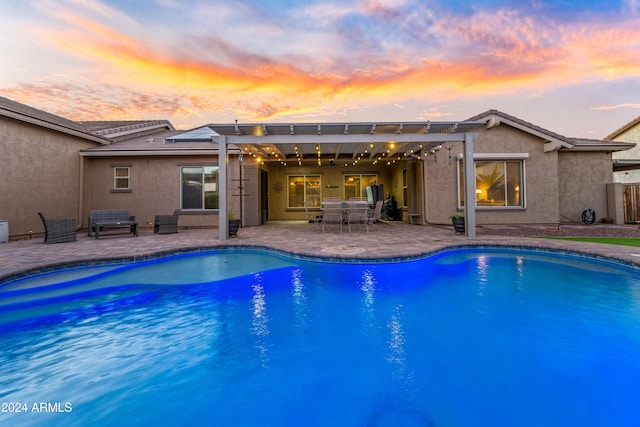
(1, 247), (640, 426)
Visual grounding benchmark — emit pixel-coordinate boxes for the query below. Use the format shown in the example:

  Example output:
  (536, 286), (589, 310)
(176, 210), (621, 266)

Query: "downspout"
(239, 151), (243, 227)
(421, 156), (428, 225)
(218, 135), (228, 240)
(463, 132), (477, 237)
(78, 153), (84, 230)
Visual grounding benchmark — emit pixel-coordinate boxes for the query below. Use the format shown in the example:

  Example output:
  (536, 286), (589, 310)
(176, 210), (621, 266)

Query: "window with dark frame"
(181, 166), (219, 210)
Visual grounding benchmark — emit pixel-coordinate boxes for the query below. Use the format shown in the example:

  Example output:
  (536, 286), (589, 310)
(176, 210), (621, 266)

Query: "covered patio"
(203, 121), (486, 240)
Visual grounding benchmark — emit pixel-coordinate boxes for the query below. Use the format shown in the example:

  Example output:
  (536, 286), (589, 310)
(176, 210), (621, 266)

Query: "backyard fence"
(623, 184), (640, 223)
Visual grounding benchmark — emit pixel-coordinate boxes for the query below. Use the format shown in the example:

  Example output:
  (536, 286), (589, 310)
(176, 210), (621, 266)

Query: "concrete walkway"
(3, 221), (640, 283)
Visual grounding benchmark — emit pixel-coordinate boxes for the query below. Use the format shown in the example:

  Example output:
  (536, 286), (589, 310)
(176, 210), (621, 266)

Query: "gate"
(623, 184), (640, 223)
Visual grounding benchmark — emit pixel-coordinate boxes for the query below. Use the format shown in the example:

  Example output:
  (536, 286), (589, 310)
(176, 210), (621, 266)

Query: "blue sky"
(1, 0), (639, 137)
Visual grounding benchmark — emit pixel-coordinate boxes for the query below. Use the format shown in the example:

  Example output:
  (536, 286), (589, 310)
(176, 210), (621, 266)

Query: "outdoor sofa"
(37, 211), (77, 244)
(88, 209), (138, 239)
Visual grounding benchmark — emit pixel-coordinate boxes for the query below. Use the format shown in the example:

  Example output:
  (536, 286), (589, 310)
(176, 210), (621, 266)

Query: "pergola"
(208, 120), (487, 240)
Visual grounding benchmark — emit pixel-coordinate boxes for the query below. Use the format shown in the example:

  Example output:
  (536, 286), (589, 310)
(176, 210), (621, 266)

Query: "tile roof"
(470, 109), (632, 152)
(0, 96), (174, 145)
(0, 96), (108, 144)
(80, 120), (158, 133)
(468, 109), (572, 144)
(80, 129), (223, 154)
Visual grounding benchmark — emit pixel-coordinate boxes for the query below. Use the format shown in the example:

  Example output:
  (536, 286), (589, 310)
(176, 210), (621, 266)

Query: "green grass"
(547, 237), (640, 247)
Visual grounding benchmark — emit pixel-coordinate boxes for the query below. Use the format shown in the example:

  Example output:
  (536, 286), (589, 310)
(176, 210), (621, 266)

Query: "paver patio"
(3, 221), (640, 283)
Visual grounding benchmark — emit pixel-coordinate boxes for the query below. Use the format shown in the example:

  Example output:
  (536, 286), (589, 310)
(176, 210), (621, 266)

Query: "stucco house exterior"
(0, 96), (634, 240)
(609, 115), (640, 183)
(0, 96), (108, 237)
(607, 115), (640, 222)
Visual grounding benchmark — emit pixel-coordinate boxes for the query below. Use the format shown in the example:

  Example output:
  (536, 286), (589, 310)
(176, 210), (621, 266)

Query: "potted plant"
(228, 209), (241, 238)
(449, 214), (465, 234)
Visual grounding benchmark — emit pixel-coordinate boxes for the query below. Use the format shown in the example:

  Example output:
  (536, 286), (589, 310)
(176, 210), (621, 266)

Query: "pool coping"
(4, 223), (640, 285)
(3, 239), (640, 286)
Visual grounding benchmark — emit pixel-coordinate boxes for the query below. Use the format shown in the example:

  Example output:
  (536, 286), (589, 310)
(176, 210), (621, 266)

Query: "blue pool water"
(1, 248), (640, 426)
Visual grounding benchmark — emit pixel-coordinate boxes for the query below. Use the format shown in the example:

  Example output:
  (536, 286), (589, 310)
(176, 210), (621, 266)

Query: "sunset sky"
(2, 0), (640, 137)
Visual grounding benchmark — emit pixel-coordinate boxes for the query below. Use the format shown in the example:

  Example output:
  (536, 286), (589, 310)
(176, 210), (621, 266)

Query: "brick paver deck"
(2, 221), (640, 283)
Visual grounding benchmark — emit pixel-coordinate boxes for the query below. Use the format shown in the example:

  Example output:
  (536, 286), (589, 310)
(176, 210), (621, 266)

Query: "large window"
(182, 166), (219, 210)
(344, 174), (377, 199)
(288, 175), (321, 208)
(458, 160), (524, 208)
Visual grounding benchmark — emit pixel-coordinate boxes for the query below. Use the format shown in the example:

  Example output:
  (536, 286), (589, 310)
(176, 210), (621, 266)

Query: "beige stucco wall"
(0, 116), (96, 238)
(558, 151), (612, 223)
(424, 125), (561, 225)
(82, 154), (243, 230)
(611, 124), (640, 159)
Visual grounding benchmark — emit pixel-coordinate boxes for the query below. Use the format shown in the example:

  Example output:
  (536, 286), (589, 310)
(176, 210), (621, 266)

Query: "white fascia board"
(564, 143), (636, 152)
(457, 153), (529, 159)
(79, 149), (240, 157)
(222, 132), (475, 145)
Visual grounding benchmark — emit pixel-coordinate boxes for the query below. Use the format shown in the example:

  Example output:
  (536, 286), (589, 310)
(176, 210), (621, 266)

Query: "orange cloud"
(13, 3), (640, 124)
(592, 103), (640, 110)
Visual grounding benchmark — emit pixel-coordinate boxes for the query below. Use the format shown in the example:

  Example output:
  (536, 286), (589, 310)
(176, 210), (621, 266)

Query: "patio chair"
(154, 209), (181, 234)
(37, 211), (77, 243)
(322, 207), (344, 233)
(347, 202), (369, 232)
(368, 200), (383, 224)
(305, 202), (322, 224)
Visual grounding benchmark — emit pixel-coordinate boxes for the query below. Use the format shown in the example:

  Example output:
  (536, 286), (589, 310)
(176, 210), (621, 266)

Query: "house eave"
(562, 140), (635, 153)
(0, 108), (109, 145)
(564, 145), (633, 152)
(613, 159), (640, 172)
(481, 113), (573, 151)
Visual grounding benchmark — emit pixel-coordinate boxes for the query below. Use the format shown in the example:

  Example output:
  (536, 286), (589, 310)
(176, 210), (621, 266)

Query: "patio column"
(218, 135), (228, 240)
(463, 132), (477, 237)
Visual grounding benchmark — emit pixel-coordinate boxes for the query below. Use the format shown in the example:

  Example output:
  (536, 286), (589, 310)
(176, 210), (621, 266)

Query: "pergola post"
(218, 135), (228, 240)
(463, 132), (477, 237)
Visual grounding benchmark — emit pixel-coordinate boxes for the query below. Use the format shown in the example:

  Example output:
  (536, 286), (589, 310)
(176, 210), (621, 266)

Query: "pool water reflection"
(1, 248), (640, 426)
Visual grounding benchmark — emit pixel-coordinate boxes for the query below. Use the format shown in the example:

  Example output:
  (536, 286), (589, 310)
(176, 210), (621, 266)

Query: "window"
(288, 175), (321, 208)
(114, 167), (130, 190)
(181, 166), (219, 210)
(458, 160), (524, 208)
(344, 174), (377, 199)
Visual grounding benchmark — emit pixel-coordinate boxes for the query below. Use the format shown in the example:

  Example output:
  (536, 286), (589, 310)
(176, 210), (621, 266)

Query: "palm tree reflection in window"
(476, 162), (505, 206)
